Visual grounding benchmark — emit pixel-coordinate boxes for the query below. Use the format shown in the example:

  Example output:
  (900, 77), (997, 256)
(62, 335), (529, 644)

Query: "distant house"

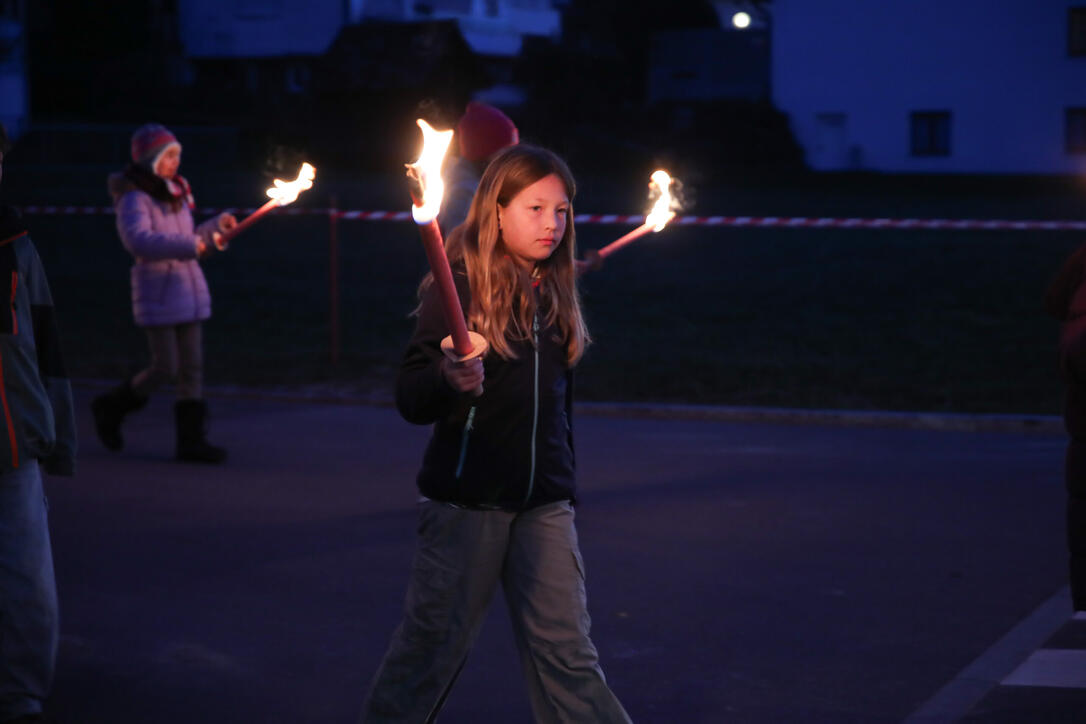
(772, 0), (1086, 173)
(177, 0), (562, 101)
(317, 19), (486, 99)
(180, 1), (346, 58)
(0, 5), (28, 139)
(352, 0), (561, 58)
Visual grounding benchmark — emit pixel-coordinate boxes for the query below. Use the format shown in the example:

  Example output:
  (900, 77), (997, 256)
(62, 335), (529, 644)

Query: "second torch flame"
(594, 169), (677, 262)
(645, 170), (676, 232)
(216, 162), (317, 247)
(268, 162), (316, 206)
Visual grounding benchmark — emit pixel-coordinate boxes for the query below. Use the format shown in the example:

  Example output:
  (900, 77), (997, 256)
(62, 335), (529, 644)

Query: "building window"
(1068, 108), (1086, 154)
(1070, 7), (1086, 56)
(910, 111), (951, 157)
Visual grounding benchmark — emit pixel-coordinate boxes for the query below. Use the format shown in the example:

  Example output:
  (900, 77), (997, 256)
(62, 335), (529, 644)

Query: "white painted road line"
(1002, 650), (1086, 689)
(903, 586), (1072, 723)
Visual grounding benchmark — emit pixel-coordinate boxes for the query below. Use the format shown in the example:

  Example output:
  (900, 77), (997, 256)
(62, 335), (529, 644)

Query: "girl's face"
(497, 173), (569, 270)
(154, 145), (181, 178)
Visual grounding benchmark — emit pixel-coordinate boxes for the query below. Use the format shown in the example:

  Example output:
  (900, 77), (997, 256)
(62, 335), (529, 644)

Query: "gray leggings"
(361, 499), (631, 724)
(131, 321), (203, 399)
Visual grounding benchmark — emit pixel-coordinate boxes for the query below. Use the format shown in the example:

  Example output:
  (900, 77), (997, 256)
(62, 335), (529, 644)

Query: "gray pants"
(0, 464), (57, 721)
(361, 500), (631, 724)
(132, 321), (203, 399)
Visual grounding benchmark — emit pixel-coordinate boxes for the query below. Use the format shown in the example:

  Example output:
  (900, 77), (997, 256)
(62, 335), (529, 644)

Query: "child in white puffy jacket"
(91, 123), (234, 463)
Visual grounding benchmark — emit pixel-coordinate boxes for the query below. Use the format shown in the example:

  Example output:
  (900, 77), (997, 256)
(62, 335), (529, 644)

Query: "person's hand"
(441, 356), (484, 394)
(196, 238), (211, 258)
(575, 249), (603, 277)
(215, 213), (237, 250)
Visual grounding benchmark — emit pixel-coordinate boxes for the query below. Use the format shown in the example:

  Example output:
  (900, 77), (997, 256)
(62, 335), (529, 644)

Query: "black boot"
(90, 379), (148, 451)
(174, 399), (227, 464)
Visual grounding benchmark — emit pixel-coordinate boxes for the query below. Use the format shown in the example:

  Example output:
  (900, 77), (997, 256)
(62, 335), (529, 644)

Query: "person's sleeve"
(1046, 242), (1086, 321)
(438, 185), (473, 237)
(436, 161), (477, 236)
(25, 242), (75, 476)
(395, 278), (465, 424)
(116, 191), (199, 261)
(1064, 329), (1086, 385)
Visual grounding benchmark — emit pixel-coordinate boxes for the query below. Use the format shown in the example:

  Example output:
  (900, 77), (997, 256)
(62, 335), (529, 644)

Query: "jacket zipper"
(524, 313), (540, 506)
(454, 405), (476, 479)
(0, 349), (19, 468)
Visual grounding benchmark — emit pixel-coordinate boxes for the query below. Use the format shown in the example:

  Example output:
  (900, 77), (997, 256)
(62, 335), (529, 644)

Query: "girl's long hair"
(419, 144), (590, 366)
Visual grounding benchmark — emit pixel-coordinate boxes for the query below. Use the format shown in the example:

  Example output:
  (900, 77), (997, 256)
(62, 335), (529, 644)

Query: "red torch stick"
(407, 120), (487, 392)
(415, 216), (474, 355)
(216, 163), (316, 247)
(216, 198), (279, 247)
(596, 222), (655, 260)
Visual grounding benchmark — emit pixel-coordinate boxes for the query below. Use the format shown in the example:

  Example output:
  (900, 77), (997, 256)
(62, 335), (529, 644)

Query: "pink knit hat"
(457, 102), (519, 162)
(130, 123), (180, 168)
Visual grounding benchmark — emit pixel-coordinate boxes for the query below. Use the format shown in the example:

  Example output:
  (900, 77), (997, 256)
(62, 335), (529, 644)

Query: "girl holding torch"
(91, 123), (234, 463)
(361, 145), (631, 723)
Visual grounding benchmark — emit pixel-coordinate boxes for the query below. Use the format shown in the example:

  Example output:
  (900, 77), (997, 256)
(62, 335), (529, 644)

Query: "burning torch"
(406, 119), (488, 393)
(215, 163), (316, 248)
(582, 170), (677, 271)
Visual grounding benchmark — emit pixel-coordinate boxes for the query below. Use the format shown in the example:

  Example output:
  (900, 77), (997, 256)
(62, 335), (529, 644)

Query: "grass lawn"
(12, 166), (1085, 415)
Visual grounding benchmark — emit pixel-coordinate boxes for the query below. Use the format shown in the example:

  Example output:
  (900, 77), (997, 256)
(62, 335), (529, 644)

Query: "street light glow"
(732, 11), (752, 29)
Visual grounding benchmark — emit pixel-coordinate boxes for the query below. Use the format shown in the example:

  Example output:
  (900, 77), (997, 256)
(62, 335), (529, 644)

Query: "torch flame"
(645, 169), (676, 232)
(267, 163), (316, 206)
(407, 119), (455, 224)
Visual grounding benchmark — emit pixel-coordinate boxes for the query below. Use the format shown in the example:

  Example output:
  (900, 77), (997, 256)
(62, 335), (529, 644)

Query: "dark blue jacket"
(396, 268), (576, 510)
(0, 207), (75, 476)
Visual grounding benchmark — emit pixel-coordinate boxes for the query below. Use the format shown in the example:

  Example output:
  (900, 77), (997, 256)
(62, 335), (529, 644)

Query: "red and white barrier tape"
(17, 206), (1086, 231)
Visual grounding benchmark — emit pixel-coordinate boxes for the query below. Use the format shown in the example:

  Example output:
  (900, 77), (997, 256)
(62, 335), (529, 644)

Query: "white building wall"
(772, 0), (1086, 173)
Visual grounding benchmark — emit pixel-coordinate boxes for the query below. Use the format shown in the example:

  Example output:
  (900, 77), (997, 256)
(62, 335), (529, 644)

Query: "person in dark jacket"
(1046, 242), (1086, 610)
(0, 123), (77, 724)
(360, 145), (631, 723)
(91, 123), (234, 463)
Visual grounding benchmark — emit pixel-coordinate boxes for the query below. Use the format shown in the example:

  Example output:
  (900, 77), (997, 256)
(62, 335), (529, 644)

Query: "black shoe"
(90, 379), (148, 451)
(174, 399), (227, 464)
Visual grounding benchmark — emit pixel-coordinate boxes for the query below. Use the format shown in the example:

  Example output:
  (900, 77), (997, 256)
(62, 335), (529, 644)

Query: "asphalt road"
(41, 389), (1071, 723)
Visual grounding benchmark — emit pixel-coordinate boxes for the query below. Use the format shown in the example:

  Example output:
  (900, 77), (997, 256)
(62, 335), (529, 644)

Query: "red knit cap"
(130, 123), (180, 167)
(457, 102), (518, 162)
